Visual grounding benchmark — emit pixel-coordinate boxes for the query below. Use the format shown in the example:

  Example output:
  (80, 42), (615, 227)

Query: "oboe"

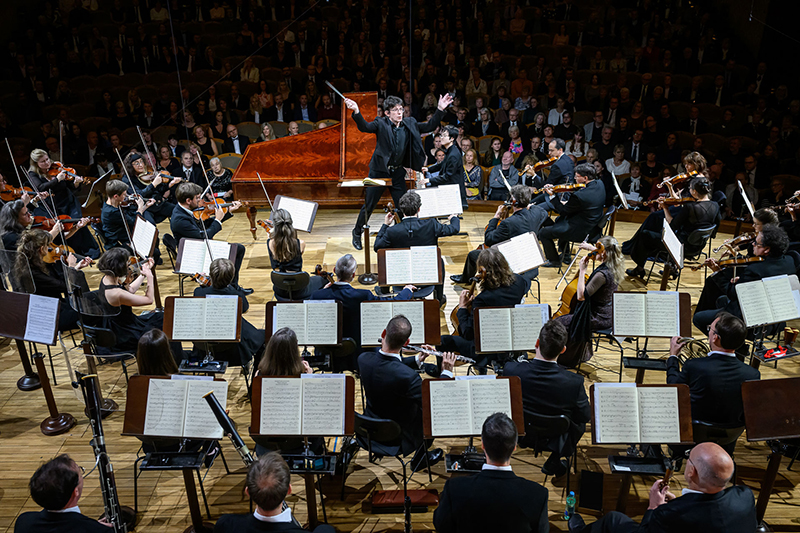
(202, 391), (299, 525)
(403, 344), (476, 365)
(78, 373), (131, 533)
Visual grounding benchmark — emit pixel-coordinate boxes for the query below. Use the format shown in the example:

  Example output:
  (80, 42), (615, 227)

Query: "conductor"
(344, 92), (454, 250)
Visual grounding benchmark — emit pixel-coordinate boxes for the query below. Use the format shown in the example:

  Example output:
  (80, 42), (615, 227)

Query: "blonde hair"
(598, 235), (624, 285)
(28, 149), (49, 177)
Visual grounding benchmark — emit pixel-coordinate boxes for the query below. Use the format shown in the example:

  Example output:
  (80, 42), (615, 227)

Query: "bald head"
(686, 442), (734, 493)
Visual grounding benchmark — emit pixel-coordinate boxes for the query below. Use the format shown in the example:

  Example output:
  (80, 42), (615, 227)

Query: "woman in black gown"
(267, 208), (327, 299)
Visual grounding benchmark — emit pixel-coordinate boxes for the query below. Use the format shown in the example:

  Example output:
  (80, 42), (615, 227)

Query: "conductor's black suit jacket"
(352, 108), (444, 175)
(373, 216), (460, 251)
(433, 469), (550, 533)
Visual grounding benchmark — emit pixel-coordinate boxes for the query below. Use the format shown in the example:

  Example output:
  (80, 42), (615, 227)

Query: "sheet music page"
(496, 232), (545, 274)
(734, 281), (772, 327)
(612, 293), (646, 336)
(171, 298), (206, 340)
(429, 380), (472, 437)
(203, 297), (239, 340)
(204, 240), (233, 273)
(276, 196), (317, 232)
(478, 308), (513, 352)
(417, 184), (463, 218)
(738, 180), (756, 218)
(384, 249), (412, 286)
(410, 246), (440, 284)
(260, 378), (302, 435)
(415, 187), (441, 219)
(24, 294), (59, 345)
(469, 379), (512, 436)
(391, 301), (426, 344)
(132, 216), (157, 259)
(360, 301), (394, 345)
(144, 379), (188, 437)
(762, 276), (800, 323)
(637, 387), (681, 443)
(305, 301), (338, 345)
(511, 305), (546, 350)
(661, 219), (684, 269)
(183, 380), (228, 439)
(594, 384), (640, 443)
(300, 375), (346, 435)
(273, 303), (308, 344)
(177, 239), (208, 275)
(645, 291), (681, 337)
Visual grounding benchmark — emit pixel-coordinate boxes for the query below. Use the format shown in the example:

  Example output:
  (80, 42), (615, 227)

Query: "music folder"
(492, 231), (546, 275)
(661, 219), (684, 269)
(735, 275), (800, 327)
(175, 238), (235, 276)
(415, 184), (463, 219)
(473, 304), (550, 353)
(132, 215), (159, 259)
(612, 291), (691, 338)
(272, 195), (319, 233)
(377, 246), (443, 286)
(360, 299), (442, 346)
(0, 291), (61, 346)
(163, 296), (243, 342)
(266, 301), (342, 346)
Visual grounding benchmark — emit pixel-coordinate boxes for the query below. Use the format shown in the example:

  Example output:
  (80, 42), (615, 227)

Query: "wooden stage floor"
(1, 208), (799, 532)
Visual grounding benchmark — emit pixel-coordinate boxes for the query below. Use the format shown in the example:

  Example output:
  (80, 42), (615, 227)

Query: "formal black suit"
(503, 358), (590, 456)
(538, 179), (606, 262)
(213, 513), (335, 533)
(425, 143), (468, 207)
(433, 468), (549, 533)
(174, 164), (204, 187)
(222, 135), (251, 155)
(351, 108), (445, 235)
(292, 105), (318, 122)
(14, 509), (111, 533)
(470, 121), (501, 138)
(532, 154), (574, 189)
(373, 216), (460, 250)
(623, 140), (648, 162)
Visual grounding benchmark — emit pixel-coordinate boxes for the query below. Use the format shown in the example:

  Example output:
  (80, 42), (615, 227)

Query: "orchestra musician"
(101, 179), (155, 250)
(0, 199), (82, 250)
(538, 162), (606, 268)
(420, 124), (469, 208)
(344, 92), (454, 251)
(438, 247), (529, 373)
(170, 182), (251, 294)
(373, 190), (460, 306)
(450, 184), (548, 285)
(528, 138), (574, 190)
(124, 152), (181, 223)
(267, 208), (327, 300)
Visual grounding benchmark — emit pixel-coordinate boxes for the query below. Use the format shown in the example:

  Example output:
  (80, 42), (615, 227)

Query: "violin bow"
(554, 234), (589, 290)
(115, 148), (142, 202)
(5, 137), (24, 187)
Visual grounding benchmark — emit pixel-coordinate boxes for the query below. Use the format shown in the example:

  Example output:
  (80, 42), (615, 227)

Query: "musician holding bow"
(124, 152), (181, 224)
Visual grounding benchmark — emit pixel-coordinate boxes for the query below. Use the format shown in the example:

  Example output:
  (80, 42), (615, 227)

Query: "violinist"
(13, 229), (91, 331)
(539, 163), (606, 268)
(451, 185), (548, 285)
(0, 171), (47, 207)
(170, 182), (251, 294)
(528, 138), (574, 189)
(0, 200), (84, 250)
(553, 236), (624, 367)
(124, 152), (181, 223)
(101, 180), (155, 250)
(625, 177), (721, 280)
(267, 209), (328, 300)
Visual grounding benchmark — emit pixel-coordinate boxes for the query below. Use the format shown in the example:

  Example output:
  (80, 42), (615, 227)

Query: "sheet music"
(273, 303), (307, 344)
(260, 378), (302, 435)
(177, 239), (207, 275)
(171, 298), (204, 340)
(132, 216), (157, 259)
(360, 302), (394, 345)
(594, 384), (640, 443)
(24, 294), (59, 345)
(735, 281), (772, 327)
(637, 387), (681, 443)
(275, 195), (317, 232)
(204, 240), (233, 272)
(183, 380), (228, 439)
(762, 276), (800, 323)
(661, 219), (684, 269)
(495, 232), (545, 274)
(384, 249), (412, 286)
(469, 379), (512, 436)
(511, 305), (547, 350)
(429, 380), (472, 437)
(305, 301), (338, 345)
(645, 291), (681, 337)
(410, 246), (440, 284)
(301, 375), (346, 435)
(144, 379), (188, 437)
(416, 184), (463, 219)
(738, 180), (755, 218)
(203, 297), (239, 340)
(612, 293), (646, 336)
(478, 308), (513, 352)
(392, 301), (426, 344)
(613, 171), (630, 209)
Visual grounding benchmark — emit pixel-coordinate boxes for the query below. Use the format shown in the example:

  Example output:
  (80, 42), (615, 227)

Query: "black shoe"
(156, 257), (164, 266)
(562, 253), (572, 263)
(438, 294), (447, 308)
(411, 448), (443, 472)
(450, 274), (466, 284)
(542, 455), (568, 477)
(374, 286), (389, 297)
(541, 260), (561, 268)
(568, 513), (586, 533)
(352, 229), (363, 250)
(626, 267), (646, 279)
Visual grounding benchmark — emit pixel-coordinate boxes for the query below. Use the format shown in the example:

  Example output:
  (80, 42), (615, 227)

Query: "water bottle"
(564, 490), (576, 520)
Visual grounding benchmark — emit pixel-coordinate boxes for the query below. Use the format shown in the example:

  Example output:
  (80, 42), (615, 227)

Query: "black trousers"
(231, 243), (245, 286)
(354, 168), (407, 234)
(539, 224), (582, 262)
(461, 248), (481, 279)
(628, 228), (665, 268)
(577, 511), (639, 533)
(488, 188), (509, 201)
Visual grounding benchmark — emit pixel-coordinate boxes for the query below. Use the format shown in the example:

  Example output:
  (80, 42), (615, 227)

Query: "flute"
(402, 344), (476, 365)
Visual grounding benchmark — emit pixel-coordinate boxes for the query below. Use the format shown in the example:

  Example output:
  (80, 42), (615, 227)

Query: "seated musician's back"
(372, 189), (460, 250)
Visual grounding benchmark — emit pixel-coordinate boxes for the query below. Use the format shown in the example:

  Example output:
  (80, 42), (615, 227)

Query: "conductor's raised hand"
(344, 98), (359, 114)
(441, 351), (457, 373)
(437, 92), (454, 111)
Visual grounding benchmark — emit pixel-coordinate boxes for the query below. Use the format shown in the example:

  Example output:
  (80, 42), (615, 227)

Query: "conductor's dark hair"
(551, 137), (566, 151)
(760, 224), (789, 257)
(575, 162), (596, 181)
(247, 452), (291, 512)
(399, 190), (422, 216)
(29, 454), (80, 511)
(538, 320), (568, 360)
(383, 95), (404, 111)
(481, 413), (517, 463)
(442, 124), (459, 139)
(384, 315), (412, 350)
(510, 184), (531, 207)
(136, 328), (179, 376)
(711, 312), (747, 351)
(176, 182), (202, 203)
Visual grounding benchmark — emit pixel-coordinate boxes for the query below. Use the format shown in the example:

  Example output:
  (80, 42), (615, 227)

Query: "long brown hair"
(258, 327), (303, 376)
(270, 209), (299, 262)
(477, 248), (516, 291)
(14, 229), (51, 279)
(136, 329), (179, 376)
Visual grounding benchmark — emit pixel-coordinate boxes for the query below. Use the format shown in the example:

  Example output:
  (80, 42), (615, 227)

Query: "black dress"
(267, 238), (326, 299)
(208, 169), (233, 196)
(30, 262), (81, 332)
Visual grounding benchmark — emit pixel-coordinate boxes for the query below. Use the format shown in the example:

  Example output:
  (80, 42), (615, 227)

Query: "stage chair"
(519, 410), (577, 496)
(270, 271), (310, 301)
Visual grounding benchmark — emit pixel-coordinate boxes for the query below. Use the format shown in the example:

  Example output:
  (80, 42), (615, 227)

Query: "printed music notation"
(258, 376), (347, 436)
(428, 377), (512, 437)
(612, 291), (681, 337)
(170, 297), (239, 340)
(592, 384), (681, 444)
(272, 301), (339, 345)
(477, 305), (549, 353)
(143, 379), (229, 439)
(736, 275), (800, 327)
(360, 301), (426, 345)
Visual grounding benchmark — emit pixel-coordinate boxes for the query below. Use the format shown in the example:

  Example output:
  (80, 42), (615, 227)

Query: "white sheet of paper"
(662, 219), (684, 269)
(132, 216), (158, 259)
(612, 293), (647, 337)
(384, 249), (412, 286)
(273, 303), (308, 344)
(793, 290), (800, 316)
(429, 380), (472, 437)
(410, 246), (440, 284)
(360, 301), (394, 346)
(645, 291), (681, 337)
(144, 379), (188, 437)
(495, 232), (545, 274)
(305, 301), (338, 345)
(203, 297), (239, 340)
(300, 375), (346, 435)
(738, 180), (755, 218)
(204, 240), (233, 273)
(594, 384), (640, 444)
(761, 275), (800, 323)
(24, 294), (59, 345)
(182, 380), (227, 439)
(416, 184), (463, 219)
(260, 378), (303, 435)
(275, 195), (317, 232)
(469, 379), (512, 436)
(391, 301), (426, 344)
(637, 387), (681, 443)
(171, 298), (205, 340)
(178, 239), (232, 275)
(735, 281), (773, 327)
(511, 304), (547, 350)
(478, 308), (513, 352)
(612, 172), (629, 210)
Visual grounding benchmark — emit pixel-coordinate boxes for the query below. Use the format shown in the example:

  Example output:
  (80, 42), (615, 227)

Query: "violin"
(690, 256), (763, 271)
(192, 198), (244, 221)
(257, 219), (273, 232)
(657, 169), (698, 189)
(384, 201), (401, 224)
(43, 244), (77, 264)
(125, 257), (151, 286)
(522, 156), (558, 175)
(32, 215), (99, 231)
(47, 161), (93, 184)
(450, 267), (486, 334)
(641, 196), (696, 207)
(0, 184), (34, 202)
(484, 201), (514, 232)
(553, 241), (604, 319)
(530, 183), (586, 195)
(314, 264), (334, 284)
(190, 272), (212, 287)
(712, 232), (755, 254)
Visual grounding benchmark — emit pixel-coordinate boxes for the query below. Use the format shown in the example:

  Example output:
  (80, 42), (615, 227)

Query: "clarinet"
(403, 344), (477, 365)
(78, 373), (128, 533)
(202, 391), (300, 527)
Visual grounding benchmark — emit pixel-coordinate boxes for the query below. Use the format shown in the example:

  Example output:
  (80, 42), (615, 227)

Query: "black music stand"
(358, 223), (378, 285)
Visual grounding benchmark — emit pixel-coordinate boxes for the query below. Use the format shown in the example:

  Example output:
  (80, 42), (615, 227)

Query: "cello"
(553, 242), (604, 318)
(450, 267), (486, 334)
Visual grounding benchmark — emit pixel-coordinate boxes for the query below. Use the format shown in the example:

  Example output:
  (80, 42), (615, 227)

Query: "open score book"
(383, 246), (440, 285)
(271, 301), (338, 345)
(612, 291), (681, 337)
(735, 275), (800, 327)
(169, 297), (239, 341)
(361, 300), (426, 345)
(176, 238), (232, 275)
(592, 384), (681, 444)
(258, 375), (346, 435)
(428, 377), (512, 437)
(493, 232), (546, 275)
(143, 379), (228, 439)
(415, 184), (464, 219)
(477, 304), (549, 352)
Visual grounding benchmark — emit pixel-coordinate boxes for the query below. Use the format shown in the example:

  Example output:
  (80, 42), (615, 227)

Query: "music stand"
(266, 301), (343, 364)
(0, 250), (41, 390)
(360, 299), (442, 346)
(660, 219), (684, 290)
(358, 222), (378, 285)
(376, 247), (444, 286)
